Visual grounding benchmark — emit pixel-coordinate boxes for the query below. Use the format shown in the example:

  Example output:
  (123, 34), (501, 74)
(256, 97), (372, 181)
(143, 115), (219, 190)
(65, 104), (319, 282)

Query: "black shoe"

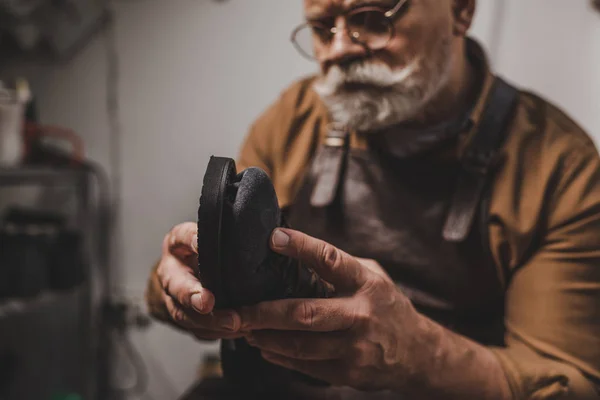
(196, 156), (331, 392)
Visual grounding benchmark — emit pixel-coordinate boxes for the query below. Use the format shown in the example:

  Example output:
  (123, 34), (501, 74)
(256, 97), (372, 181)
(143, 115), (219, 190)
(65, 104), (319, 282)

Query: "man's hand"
(238, 228), (424, 392)
(154, 222), (243, 340)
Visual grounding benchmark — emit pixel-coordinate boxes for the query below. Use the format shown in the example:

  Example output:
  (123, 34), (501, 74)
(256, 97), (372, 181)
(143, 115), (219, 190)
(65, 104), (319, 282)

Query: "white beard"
(313, 39), (453, 133)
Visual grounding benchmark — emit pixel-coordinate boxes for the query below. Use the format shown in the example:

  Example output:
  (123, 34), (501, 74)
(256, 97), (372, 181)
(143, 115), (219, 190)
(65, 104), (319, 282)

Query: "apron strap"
(309, 126), (350, 208)
(443, 77), (520, 242)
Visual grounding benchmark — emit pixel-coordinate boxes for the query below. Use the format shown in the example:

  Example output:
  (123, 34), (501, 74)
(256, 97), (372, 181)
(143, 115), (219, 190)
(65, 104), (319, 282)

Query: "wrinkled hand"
(239, 228), (424, 392)
(156, 222), (243, 340)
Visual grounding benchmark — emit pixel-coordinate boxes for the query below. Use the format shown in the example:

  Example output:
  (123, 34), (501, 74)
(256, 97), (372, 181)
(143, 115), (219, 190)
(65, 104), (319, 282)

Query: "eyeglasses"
(291, 0), (410, 61)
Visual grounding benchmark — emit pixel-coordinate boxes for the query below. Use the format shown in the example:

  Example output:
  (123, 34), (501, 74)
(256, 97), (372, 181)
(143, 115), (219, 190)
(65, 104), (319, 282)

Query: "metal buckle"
(324, 137), (345, 147)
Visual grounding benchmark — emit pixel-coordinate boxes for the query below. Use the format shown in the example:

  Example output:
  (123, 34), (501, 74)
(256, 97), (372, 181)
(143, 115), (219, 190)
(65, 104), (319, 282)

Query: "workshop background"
(1, 0), (599, 399)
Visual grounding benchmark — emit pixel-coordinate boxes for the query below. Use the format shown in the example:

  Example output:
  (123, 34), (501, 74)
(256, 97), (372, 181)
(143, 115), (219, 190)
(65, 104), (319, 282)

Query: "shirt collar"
(457, 37), (496, 158)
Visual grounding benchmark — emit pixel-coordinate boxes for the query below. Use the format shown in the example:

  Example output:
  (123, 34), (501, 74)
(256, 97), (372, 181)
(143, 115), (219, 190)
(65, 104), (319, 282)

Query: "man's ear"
(451, 0), (476, 36)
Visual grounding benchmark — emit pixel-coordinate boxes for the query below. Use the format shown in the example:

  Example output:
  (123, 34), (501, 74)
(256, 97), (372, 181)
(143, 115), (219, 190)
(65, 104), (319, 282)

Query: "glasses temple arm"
(384, 0), (409, 18)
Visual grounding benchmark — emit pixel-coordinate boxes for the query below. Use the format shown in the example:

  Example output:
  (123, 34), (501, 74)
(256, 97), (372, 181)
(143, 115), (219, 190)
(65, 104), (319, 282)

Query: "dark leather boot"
(196, 156), (331, 393)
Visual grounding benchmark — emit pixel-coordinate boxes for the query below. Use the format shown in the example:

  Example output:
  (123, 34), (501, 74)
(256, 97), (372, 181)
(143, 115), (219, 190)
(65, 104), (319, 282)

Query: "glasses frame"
(291, 0), (410, 61)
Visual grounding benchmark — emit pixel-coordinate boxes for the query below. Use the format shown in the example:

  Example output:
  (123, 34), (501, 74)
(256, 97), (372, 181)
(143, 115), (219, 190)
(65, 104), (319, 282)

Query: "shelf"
(0, 163), (103, 399)
(0, 167), (88, 186)
(0, 286), (84, 319)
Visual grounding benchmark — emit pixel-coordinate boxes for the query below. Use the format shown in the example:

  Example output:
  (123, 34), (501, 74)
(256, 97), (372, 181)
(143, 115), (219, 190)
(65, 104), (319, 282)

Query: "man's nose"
(321, 24), (368, 66)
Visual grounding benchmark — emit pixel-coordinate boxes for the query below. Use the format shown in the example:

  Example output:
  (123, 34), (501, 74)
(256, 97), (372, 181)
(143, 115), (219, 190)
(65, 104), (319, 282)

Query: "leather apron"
(286, 133), (504, 345)
(285, 77), (519, 347)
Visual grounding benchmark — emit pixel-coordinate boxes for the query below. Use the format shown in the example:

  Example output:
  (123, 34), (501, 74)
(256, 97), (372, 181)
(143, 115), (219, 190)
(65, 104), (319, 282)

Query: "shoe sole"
(197, 156), (237, 309)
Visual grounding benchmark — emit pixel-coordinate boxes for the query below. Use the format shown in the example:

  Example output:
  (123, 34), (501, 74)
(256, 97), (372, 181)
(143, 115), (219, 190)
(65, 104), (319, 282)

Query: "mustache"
(314, 59), (419, 96)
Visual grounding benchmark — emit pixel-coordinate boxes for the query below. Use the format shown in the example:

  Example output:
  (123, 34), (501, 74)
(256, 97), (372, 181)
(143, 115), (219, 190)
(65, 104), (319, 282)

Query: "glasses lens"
(347, 10), (392, 50)
(292, 24), (330, 60)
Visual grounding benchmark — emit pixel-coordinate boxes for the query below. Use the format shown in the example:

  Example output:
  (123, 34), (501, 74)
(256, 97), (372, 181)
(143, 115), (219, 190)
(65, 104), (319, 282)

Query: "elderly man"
(145, 0), (600, 398)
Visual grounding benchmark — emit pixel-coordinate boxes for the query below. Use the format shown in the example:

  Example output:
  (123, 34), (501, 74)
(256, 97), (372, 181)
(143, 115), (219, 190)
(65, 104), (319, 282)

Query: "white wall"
(495, 0), (600, 137)
(2, 0), (598, 398)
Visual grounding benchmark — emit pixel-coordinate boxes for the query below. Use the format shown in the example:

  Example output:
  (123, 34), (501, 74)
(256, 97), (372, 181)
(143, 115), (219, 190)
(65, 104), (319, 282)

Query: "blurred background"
(0, 0), (598, 399)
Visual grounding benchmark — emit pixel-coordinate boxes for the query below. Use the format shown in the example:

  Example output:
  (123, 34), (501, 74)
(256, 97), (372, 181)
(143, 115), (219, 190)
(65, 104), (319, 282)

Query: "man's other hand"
(156, 222), (243, 340)
(239, 228), (424, 392)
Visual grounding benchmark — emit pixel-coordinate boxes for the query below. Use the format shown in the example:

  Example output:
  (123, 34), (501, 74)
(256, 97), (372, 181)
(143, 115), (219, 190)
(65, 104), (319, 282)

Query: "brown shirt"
(147, 40), (600, 399)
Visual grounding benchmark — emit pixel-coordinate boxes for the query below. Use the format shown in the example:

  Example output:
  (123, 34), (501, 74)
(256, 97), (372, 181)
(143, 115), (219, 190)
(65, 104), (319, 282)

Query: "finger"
(247, 331), (348, 361)
(270, 228), (368, 292)
(157, 256), (215, 314)
(260, 351), (339, 385)
(239, 298), (355, 332)
(163, 294), (240, 331)
(192, 329), (248, 341)
(163, 222), (198, 257)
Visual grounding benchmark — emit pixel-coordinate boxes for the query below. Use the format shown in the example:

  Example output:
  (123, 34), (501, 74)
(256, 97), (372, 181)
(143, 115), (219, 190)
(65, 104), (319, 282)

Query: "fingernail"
(272, 229), (290, 248)
(191, 234), (198, 252)
(191, 292), (204, 313)
(222, 313), (237, 331)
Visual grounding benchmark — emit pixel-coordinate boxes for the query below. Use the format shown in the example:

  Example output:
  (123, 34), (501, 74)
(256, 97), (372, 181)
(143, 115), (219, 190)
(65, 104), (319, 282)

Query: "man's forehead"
(304, 0), (397, 17)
